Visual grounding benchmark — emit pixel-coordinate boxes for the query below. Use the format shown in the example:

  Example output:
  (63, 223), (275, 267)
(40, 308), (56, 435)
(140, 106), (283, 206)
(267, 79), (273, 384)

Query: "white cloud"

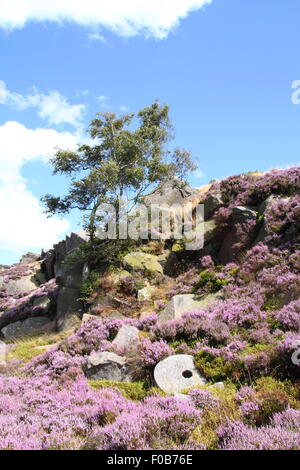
(120, 105), (130, 112)
(87, 32), (109, 45)
(5, 87), (86, 127)
(0, 80), (6, 104)
(97, 95), (111, 109)
(0, 121), (81, 254)
(0, 0), (213, 39)
(0, 180), (70, 253)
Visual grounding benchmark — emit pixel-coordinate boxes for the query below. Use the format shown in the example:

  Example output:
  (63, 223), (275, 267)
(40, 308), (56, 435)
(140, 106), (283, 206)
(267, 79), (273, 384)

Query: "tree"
(41, 101), (196, 241)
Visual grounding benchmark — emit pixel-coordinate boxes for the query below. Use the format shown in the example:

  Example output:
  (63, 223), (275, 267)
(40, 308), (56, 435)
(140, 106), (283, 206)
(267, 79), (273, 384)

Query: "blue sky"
(0, 0), (300, 265)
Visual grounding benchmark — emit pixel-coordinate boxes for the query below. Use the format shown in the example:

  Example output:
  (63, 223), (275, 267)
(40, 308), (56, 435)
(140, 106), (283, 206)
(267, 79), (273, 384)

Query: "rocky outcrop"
(42, 231), (89, 331)
(143, 179), (199, 208)
(20, 252), (40, 264)
(42, 230), (89, 280)
(123, 252), (163, 277)
(0, 255), (58, 339)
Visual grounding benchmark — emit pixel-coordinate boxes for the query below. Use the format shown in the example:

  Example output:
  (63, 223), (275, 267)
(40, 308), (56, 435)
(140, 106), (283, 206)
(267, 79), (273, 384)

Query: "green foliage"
(63, 237), (136, 271)
(145, 387), (168, 397)
(88, 380), (148, 401)
(239, 343), (271, 356)
(193, 269), (229, 294)
(7, 331), (69, 364)
(246, 378), (300, 426)
(195, 351), (244, 382)
(41, 101), (196, 239)
(263, 296), (285, 312)
(190, 383), (240, 449)
(78, 271), (101, 302)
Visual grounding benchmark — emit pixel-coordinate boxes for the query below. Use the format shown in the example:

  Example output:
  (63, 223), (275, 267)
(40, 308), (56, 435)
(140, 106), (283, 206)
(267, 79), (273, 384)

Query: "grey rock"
(81, 313), (97, 324)
(144, 179), (198, 208)
(218, 207), (257, 264)
(91, 294), (117, 312)
(84, 351), (133, 382)
(158, 292), (222, 323)
(54, 235), (89, 330)
(258, 195), (276, 213)
(182, 219), (216, 253)
(157, 251), (178, 275)
(137, 285), (154, 301)
(123, 252), (163, 276)
(232, 206), (257, 223)
(55, 286), (82, 331)
(1, 316), (54, 340)
(20, 252), (40, 264)
(33, 270), (47, 285)
(42, 250), (56, 279)
(204, 193), (223, 219)
(112, 325), (139, 350)
(203, 219), (217, 243)
(154, 354), (207, 394)
(105, 311), (128, 321)
(32, 295), (51, 312)
(65, 230), (89, 254)
(217, 231), (237, 264)
(4, 277), (38, 296)
(209, 382), (225, 390)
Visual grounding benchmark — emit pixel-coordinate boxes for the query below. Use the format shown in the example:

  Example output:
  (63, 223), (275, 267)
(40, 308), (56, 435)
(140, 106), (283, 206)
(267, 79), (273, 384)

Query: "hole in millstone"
(182, 370), (193, 379)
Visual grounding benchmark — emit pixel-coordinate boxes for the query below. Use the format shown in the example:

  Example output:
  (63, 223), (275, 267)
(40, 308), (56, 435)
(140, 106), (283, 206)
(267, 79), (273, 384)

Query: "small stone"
(154, 354), (206, 394)
(209, 382), (225, 390)
(137, 285), (154, 301)
(81, 314), (97, 324)
(106, 311), (127, 320)
(158, 292), (222, 323)
(112, 325), (139, 350)
(84, 351), (132, 382)
(174, 393), (192, 402)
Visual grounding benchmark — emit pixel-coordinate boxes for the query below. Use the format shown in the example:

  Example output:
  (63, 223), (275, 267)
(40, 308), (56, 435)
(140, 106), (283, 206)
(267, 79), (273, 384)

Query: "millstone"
(154, 354), (206, 394)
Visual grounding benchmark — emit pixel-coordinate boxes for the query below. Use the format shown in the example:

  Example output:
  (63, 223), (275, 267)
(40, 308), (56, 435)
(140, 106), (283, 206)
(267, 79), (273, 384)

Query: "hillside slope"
(0, 167), (300, 450)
